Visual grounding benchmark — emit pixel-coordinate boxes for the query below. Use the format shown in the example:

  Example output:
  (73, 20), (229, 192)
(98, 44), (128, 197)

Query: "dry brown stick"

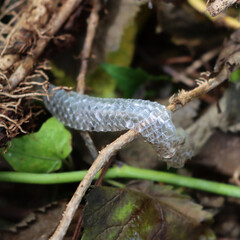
(76, 0), (101, 94)
(79, 131), (98, 160)
(72, 156), (114, 240)
(95, 156), (114, 186)
(50, 68), (228, 240)
(162, 65), (195, 87)
(76, 0), (101, 165)
(52, 2), (101, 239)
(8, 0), (83, 89)
(50, 130), (136, 240)
(207, 0), (238, 17)
(185, 48), (220, 75)
(168, 73), (227, 111)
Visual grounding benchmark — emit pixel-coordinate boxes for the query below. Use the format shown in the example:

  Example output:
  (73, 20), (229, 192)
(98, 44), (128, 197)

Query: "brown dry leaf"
(119, 138), (161, 169)
(172, 99), (200, 129)
(187, 81), (240, 156)
(214, 29), (240, 76)
(1, 201), (66, 240)
(193, 130), (240, 176)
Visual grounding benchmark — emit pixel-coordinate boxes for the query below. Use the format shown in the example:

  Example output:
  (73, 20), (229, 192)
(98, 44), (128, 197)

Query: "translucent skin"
(44, 85), (193, 168)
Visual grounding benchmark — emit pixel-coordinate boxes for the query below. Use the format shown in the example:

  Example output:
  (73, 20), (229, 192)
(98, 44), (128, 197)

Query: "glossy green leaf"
(82, 186), (214, 240)
(101, 63), (169, 98)
(2, 118), (72, 173)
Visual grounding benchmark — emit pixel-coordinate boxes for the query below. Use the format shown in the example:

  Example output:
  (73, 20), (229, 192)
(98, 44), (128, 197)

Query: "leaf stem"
(0, 165), (240, 198)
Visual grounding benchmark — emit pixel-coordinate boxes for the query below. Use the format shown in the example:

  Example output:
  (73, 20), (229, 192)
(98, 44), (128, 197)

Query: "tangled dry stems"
(0, 0), (81, 146)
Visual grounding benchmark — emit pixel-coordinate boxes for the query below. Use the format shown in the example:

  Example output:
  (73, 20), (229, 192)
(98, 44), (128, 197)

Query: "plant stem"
(107, 165), (240, 198)
(0, 165), (240, 198)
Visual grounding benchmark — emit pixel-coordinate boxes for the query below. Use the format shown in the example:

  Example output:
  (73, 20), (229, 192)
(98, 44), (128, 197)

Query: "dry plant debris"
(0, 0), (82, 147)
(1, 0), (240, 240)
(207, 0), (240, 17)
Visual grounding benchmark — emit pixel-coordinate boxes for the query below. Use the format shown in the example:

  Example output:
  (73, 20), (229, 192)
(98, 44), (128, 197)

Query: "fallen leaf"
(187, 82), (240, 155)
(193, 130), (240, 176)
(1, 201), (67, 240)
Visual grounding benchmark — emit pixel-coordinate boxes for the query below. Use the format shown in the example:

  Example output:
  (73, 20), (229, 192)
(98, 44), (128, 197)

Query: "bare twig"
(0, 0), (24, 19)
(50, 2), (101, 239)
(72, 215), (83, 240)
(162, 65), (195, 87)
(50, 66), (228, 239)
(185, 48), (220, 75)
(72, 156), (113, 240)
(79, 132), (98, 160)
(95, 156), (114, 186)
(230, 166), (240, 186)
(76, 0), (101, 94)
(50, 130), (136, 240)
(207, 0), (239, 17)
(76, 0), (100, 167)
(187, 0), (240, 29)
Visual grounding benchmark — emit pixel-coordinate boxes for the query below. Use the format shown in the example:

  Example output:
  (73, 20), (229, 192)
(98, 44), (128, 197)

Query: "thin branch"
(187, 0), (240, 29)
(95, 156), (114, 186)
(76, 0), (101, 94)
(77, 0), (100, 171)
(185, 47), (220, 75)
(50, 1), (101, 238)
(206, 0), (238, 17)
(50, 130), (136, 240)
(162, 65), (195, 87)
(71, 155), (113, 240)
(79, 131), (98, 160)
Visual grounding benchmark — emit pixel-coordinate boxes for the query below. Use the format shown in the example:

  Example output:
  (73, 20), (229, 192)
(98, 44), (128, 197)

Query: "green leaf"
(101, 63), (169, 98)
(82, 186), (214, 240)
(230, 68), (240, 82)
(2, 117), (72, 173)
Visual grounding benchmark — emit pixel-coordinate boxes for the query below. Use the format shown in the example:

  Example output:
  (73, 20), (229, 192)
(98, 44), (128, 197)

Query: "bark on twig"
(76, 0), (101, 93)
(207, 0), (239, 17)
(187, 0), (240, 29)
(76, 0), (101, 166)
(79, 131), (98, 160)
